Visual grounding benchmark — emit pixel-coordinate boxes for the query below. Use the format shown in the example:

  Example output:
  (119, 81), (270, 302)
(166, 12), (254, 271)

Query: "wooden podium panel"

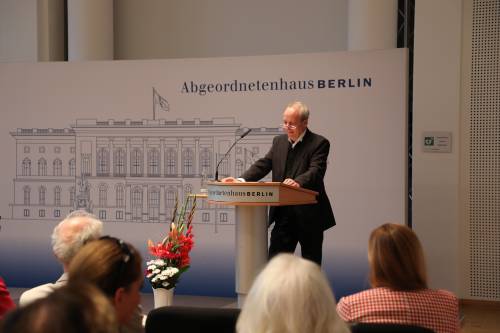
(206, 181), (317, 206)
(207, 181), (318, 306)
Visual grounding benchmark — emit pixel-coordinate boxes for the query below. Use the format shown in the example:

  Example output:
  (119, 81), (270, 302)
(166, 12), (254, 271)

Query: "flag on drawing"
(153, 87), (169, 119)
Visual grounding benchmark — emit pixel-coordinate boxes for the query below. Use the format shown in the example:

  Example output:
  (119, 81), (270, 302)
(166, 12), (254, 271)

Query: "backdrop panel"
(0, 49), (407, 298)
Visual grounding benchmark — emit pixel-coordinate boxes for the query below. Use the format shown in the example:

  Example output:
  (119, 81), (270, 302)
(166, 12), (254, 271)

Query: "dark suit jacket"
(240, 129), (335, 231)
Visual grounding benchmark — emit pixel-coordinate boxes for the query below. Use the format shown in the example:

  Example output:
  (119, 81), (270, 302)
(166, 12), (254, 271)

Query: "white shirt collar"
(289, 128), (307, 148)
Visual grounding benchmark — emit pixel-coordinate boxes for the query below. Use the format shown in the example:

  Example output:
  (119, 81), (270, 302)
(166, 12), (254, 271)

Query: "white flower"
(155, 259), (165, 265)
(148, 265), (157, 270)
(151, 277), (158, 283)
(146, 273), (153, 278)
(159, 275), (167, 280)
(153, 269), (161, 274)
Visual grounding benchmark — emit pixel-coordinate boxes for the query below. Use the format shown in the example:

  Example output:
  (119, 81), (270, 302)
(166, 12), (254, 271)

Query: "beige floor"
(460, 302), (500, 333)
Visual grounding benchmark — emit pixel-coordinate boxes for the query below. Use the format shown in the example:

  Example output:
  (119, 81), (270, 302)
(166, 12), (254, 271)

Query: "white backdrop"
(0, 49), (407, 298)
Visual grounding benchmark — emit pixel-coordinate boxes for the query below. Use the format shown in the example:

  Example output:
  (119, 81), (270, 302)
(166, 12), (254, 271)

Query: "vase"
(153, 287), (174, 308)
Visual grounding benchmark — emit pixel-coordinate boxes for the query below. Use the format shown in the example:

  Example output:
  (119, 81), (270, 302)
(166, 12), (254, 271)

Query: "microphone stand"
(215, 129), (251, 181)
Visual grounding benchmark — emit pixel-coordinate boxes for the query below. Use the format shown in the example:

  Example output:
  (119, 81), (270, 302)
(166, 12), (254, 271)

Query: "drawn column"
(160, 138), (165, 177)
(159, 184), (165, 222)
(142, 184), (148, 222)
(125, 184), (131, 221)
(177, 138), (182, 177)
(195, 137), (200, 177)
(143, 139), (148, 177)
(126, 138), (131, 177)
(108, 138), (114, 177)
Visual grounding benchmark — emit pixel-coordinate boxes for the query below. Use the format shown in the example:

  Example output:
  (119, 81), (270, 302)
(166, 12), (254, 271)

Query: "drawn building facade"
(10, 117), (279, 225)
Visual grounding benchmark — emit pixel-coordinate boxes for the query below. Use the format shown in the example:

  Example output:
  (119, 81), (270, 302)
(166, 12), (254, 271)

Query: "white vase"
(153, 287), (174, 308)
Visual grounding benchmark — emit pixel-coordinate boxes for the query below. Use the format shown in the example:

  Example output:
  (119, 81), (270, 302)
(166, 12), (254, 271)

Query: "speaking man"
(222, 101), (335, 266)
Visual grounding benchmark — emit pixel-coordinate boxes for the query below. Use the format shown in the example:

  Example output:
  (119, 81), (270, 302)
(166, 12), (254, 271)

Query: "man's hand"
(283, 178), (300, 187)
(221, 177), (241, 183)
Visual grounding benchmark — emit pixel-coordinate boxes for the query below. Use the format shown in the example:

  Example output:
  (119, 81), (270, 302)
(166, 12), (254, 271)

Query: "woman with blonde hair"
(237, 253), (350, 333)
(68, 236), (144, 332)
(337, 223), (460, 333)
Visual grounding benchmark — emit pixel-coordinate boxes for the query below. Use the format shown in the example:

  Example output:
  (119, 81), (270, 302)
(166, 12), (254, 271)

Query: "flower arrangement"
(146, 195), (196, 290)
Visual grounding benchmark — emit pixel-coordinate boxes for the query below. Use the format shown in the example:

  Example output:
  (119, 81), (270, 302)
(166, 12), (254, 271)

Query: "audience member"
(337, 223), (460, 333)
(0, 281), (118, 333)
(68, 236), (144, 333)
(19, 210), (103, 306)
(236, 253), (350, 333)
(0, 277), (15, 319)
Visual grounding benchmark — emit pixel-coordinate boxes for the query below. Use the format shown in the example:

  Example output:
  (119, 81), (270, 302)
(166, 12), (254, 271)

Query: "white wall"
(412, 0), (462, 294)
(0, 0), (38, 62)
(113, 0), (348, 59)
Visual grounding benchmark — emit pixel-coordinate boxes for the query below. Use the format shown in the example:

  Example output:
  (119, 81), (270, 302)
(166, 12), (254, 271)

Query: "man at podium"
(222, 101), (335, 266)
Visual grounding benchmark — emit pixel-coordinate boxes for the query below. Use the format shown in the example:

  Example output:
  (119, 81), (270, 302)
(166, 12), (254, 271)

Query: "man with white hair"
(19, 210), (103, 306)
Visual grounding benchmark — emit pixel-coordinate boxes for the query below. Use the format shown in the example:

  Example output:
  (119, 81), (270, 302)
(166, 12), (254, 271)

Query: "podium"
(207, 181), (318, 306)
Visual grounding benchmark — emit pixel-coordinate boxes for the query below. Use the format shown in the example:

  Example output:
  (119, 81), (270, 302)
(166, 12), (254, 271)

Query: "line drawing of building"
(10, 117), (279, 226)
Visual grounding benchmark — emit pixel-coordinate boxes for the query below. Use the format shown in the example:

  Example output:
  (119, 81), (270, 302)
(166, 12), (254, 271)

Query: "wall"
(0, 0), (38, 62)
(412, 0), (462, 293)
(113, 0), (348, 59)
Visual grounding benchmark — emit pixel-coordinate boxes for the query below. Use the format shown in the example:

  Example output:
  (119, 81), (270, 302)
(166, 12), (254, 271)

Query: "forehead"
(282, 107), (301, 121)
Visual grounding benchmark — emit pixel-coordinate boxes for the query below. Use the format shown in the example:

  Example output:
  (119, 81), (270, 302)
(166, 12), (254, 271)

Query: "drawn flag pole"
(153, 87), (169, 120)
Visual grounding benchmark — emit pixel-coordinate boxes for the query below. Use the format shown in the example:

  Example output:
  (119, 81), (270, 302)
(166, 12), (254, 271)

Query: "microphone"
(215, 128), (251, 181)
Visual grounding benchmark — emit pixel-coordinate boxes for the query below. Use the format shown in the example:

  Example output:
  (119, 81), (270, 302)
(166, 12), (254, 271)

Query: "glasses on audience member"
(280, 123), (298, 130)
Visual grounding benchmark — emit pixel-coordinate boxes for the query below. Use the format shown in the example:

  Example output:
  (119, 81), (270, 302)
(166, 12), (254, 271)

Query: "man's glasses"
(280, 123), (298, 130)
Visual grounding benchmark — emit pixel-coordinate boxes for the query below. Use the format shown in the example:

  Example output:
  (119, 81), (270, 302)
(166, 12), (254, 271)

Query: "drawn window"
(69, 159), (76, 176)
(99, 185), (107, 207)
(165, 148), (176, 176)
(220, 212), (228, 223)
(54, 187), (61, 206)
(39, 209), (45, 217)
(81, 154), (91, 176)
(38, 158), (47, 176)
(217, 153), (229, 178)
(183, 148), (194, 175)
(235, 159), (243, 177)
(22, 158), (31, 176)
(149, 188), (160, 221)
(165, 188), (176, 219)
(24, 209), (30, 217)
(202, 212), (210, 222)
(131, 148), (143, 177)
(132, 187), (142, 221)
(184, 184), (193, 210)
(199, 147), (211, 177)
(39, 186), (46, 205)
(97, 148), (109, 176)
(23, 186), (30, 205)
(54, 209), (60, 217)
(53, 159), (62, 176)
(99, 210), (106, 220)
(148, 149), (160, 177)
(116, 185), (125, 207)
(116, 211), (123, 220)
(114, 148), (126, 176)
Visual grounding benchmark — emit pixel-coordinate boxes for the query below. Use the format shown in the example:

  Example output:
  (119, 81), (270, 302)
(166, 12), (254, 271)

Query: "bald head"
(51, 210), (103, 267)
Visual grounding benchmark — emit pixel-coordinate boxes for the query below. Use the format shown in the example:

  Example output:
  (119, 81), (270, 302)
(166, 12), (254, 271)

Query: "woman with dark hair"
(68, 237), (144, 332)
(337, 223), (460, 333)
